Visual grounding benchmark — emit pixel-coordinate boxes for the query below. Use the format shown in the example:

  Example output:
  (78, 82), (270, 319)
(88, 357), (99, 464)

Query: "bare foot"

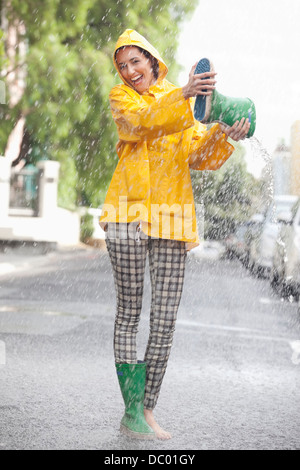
(144, 409), (172, 440)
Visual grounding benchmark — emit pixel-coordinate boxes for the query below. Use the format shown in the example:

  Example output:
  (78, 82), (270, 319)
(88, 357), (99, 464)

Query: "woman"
(100, 29), (250, 440)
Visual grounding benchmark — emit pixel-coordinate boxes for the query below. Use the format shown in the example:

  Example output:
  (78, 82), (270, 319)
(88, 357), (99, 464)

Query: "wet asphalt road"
(0, 246), (300, 450)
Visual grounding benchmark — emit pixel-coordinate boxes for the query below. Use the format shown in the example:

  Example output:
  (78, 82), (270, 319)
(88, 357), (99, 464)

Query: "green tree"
(0, 0), (198, 209)
(0, 28), (4, 68)
(0, 28), (5, 106)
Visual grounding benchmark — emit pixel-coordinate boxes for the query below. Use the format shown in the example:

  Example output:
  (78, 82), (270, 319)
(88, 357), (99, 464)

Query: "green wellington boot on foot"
(116, 362), (156, 440)
(194, 58), (256, 137)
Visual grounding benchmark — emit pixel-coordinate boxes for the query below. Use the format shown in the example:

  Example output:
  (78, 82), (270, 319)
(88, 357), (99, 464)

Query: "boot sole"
(194, 58), (214, 122)
(120, 424), (157, 440)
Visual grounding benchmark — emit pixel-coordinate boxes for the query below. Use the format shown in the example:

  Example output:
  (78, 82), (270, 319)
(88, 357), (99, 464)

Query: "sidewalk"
(188, 240), (226, 260)
(0, 241), (103, 278)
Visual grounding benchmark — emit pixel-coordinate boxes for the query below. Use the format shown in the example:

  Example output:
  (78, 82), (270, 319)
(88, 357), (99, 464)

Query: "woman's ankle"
(144, 409), (172, 440)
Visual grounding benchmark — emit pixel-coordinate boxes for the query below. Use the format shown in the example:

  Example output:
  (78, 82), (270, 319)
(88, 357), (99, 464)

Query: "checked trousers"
(105, 223), (186, 410)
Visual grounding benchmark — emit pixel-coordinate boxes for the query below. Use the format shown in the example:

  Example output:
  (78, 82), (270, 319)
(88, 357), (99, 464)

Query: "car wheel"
(248, 260), (256, 275)
(240, 251), (248, 268)
(281, 279), (294, 300)
(256, 265), (267, 279)
(271, 268), (280, 292)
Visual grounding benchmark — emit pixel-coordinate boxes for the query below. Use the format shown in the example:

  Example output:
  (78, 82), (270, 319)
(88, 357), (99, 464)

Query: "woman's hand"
(182, 62), (217, 100)
(220, 118), (251, 141)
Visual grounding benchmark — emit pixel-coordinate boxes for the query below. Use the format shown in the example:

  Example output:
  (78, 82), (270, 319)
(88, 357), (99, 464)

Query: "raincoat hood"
(113, 29), (168, 86)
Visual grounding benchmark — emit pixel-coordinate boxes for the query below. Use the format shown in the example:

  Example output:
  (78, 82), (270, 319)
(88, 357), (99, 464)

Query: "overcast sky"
(176, 0), (300, 174)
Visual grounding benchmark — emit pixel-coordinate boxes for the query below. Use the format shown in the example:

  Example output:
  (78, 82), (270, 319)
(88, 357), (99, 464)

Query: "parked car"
(248, 195), (299, 277)
(271, 198), (300, 298)
(224, 223), (249, 261)
(243, 213), (265, 267)
(224, 214), (264, 265)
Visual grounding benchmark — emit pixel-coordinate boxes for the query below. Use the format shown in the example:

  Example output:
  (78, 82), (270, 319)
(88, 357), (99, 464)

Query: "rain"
(0, 0), (300, 453)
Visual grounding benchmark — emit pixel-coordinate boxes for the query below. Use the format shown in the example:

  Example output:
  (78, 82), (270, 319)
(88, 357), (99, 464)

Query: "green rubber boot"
(116, 362), (156, 439)
(193, 58), (256, 137)
(204, 89), (256, 137)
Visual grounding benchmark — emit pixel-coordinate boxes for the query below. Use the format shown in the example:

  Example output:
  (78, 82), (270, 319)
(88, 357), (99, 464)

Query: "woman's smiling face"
(116, 46), (156, 94)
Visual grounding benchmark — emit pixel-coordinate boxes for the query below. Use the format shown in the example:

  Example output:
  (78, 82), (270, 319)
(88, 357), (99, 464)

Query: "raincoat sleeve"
(188, 122), (235, 171)
(109, 86), (195, 142)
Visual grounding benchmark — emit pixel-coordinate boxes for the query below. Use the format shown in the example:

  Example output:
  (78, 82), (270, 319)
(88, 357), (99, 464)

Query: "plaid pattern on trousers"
(105, 223), (187, 410)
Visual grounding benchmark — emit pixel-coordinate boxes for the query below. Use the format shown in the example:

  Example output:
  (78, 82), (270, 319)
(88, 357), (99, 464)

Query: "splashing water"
(248, 136), (273, 165)
(248, 135), (274, 210)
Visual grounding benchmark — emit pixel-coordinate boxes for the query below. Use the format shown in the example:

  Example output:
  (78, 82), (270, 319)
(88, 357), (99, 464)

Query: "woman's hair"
(115, 46), (159, 81)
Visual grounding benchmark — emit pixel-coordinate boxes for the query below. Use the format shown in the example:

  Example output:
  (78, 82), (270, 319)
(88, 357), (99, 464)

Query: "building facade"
(272, 142), (291, 196)
(290, 121), (300, 196)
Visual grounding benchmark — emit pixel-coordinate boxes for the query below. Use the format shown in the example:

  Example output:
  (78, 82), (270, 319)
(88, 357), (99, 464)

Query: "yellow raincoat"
(100, 29), (234, 249)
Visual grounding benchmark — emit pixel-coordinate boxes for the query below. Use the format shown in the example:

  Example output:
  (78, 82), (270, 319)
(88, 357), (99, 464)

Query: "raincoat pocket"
(123, 158), (150, 202)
